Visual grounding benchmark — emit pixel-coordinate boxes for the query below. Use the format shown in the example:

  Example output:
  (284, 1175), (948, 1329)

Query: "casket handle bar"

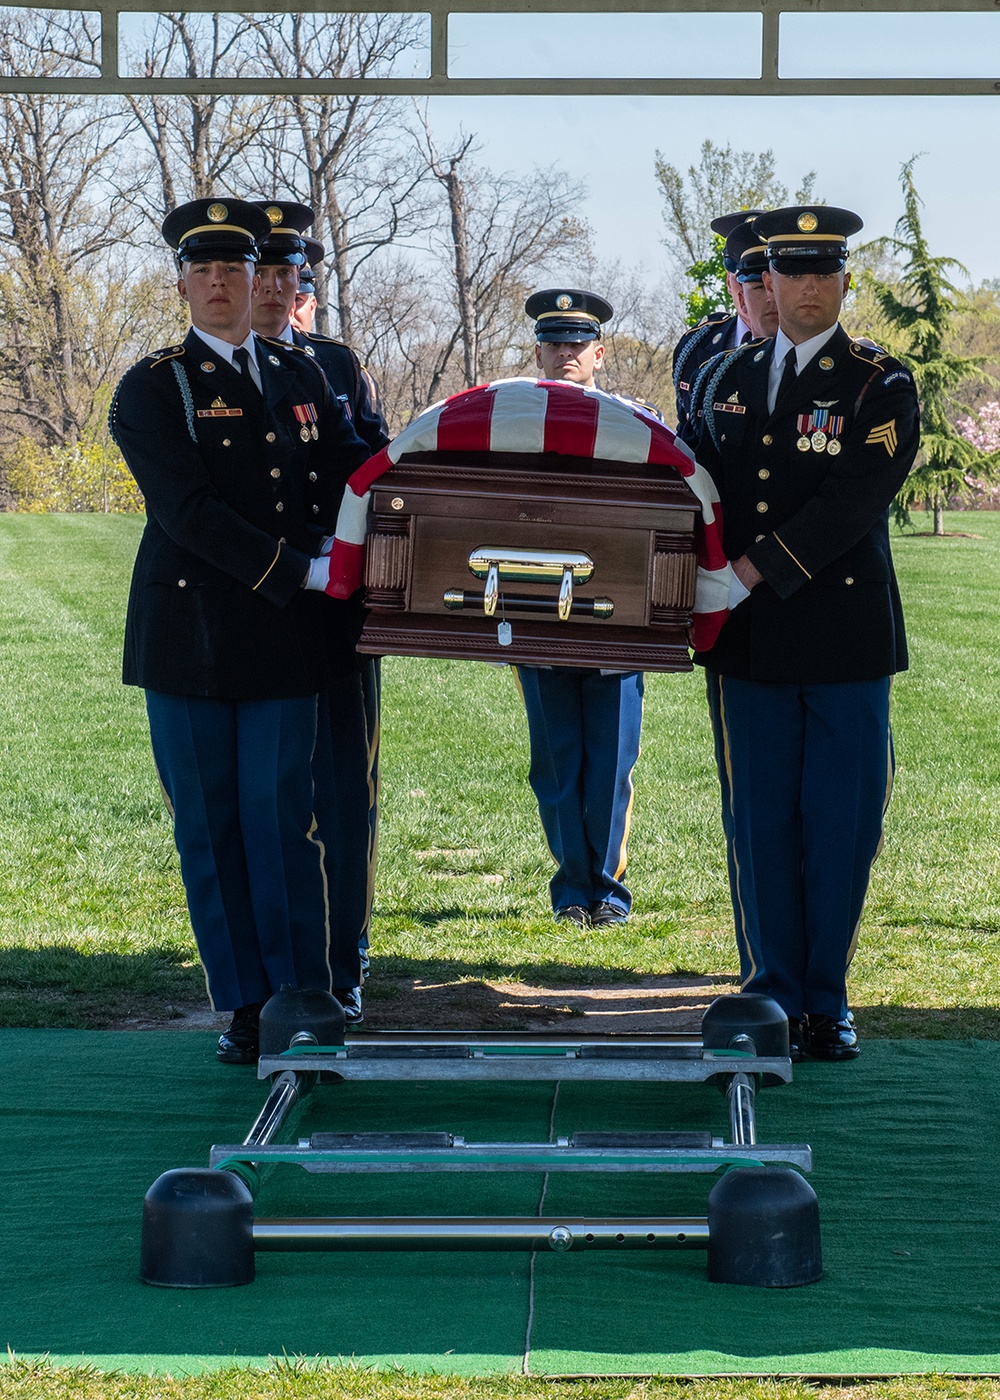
(444, 589), (614, 619)
(467, 547), (596, 623)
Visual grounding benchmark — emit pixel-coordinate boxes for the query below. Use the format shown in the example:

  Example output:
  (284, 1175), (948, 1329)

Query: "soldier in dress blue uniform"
(515, 289), (646, 929)
(110, 198), (372, 1060)
(672, 209), (769, 436)
(682, 206), (920, 1060)
(291, 241), (321, 333)
(249, 199), (390, 1023)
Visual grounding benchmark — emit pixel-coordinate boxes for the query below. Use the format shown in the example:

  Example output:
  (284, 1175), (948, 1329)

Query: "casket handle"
(483, 562), (499, 617)
(557, 566), (574, 621)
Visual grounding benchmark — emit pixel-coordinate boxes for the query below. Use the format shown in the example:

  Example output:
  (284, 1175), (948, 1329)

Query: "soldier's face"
(535, 339), (604, 388)
(737, 278), (779, 340)
(763, 268), (850, 343)
(291, 291), (318, 334)
(177, 259), (258, 341)
(255, 263), (300, 323)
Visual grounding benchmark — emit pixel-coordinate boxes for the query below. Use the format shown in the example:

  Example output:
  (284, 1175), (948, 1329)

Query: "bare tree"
(420, 118), (591, 392)
(655, 139), (817, 270)
(240, 12), (434, 341)
(122, 11), (275, 223)
(0, 10), (143, 466)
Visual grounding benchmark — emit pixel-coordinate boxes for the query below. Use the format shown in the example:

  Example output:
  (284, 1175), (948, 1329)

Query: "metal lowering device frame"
(141, 989), (823, 1290)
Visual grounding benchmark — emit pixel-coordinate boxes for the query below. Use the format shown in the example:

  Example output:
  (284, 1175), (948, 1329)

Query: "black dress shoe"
(554, 905), (590, 927)
(590, 901), (629, 927)
(804, 1012), (860, 1061)
(786, 1017), (807, 1063)
(216, 1002), (264, 1064)
(332, 986), (364, 1024)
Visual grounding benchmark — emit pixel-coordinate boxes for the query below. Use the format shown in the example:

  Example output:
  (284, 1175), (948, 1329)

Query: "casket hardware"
(443, 589), (614, 620)
(467, 547), (595, 622)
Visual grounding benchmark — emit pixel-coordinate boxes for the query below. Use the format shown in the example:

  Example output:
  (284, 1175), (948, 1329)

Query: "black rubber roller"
(708, 1165), (822, 1288)
(701, 993), (790, 1059)
(258, 986), (347, 1056)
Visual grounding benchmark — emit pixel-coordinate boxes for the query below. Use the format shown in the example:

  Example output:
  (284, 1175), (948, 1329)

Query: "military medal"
(293, 402), (319, 441)
(798, 408), (843, 455)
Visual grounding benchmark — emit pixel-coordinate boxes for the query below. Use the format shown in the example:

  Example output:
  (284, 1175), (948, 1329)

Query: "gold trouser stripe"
(612, 693), (643, 881)
(773, 532), (812, 579)
(363, 673), (381, 937)
(306, 810), (334, 992)
(846, 682), (896, 969)
(713, 675), (757, 990)
(252, 544), (282, 592)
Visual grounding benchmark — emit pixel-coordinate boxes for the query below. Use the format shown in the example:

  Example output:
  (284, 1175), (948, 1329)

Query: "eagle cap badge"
(797, 211), (819, 233)
(556, 294), (573, 310)
(206, 202), (228, 223)
(265, 205), (283, 225)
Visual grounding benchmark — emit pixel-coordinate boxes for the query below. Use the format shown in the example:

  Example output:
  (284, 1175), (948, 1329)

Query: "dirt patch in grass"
(106, 973), (735, 1035)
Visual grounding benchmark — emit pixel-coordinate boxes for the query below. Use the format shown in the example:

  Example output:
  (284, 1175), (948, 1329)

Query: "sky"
(422, 11), (1000, 288)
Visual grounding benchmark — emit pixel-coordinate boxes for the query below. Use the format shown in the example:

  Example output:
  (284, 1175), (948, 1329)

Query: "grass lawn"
(1, 513), (999, 1397)
(3, 1364), (1000, 1400)
(0, 511), (997, 1035)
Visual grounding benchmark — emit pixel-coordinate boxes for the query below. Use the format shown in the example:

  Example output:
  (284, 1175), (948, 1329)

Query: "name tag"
(197, 408), (243, 418)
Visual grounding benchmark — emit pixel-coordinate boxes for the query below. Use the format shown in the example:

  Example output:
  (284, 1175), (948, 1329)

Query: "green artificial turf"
(2, 1032), (1000, 1377)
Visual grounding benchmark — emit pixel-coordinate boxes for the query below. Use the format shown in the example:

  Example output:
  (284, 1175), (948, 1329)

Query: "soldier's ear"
(176, 276), (188, 303)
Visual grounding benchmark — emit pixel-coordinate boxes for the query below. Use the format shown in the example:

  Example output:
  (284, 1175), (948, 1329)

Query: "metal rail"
(253, 1215), (712, 1249)
(7, 0), (1000, 98)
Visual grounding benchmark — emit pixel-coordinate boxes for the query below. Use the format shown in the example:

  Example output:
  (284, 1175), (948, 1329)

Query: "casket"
(357, 448), (701, 672)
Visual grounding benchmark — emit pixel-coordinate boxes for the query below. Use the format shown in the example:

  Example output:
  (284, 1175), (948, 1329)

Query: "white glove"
(727, 571), (751, 610)
(303, 556), (332, 591)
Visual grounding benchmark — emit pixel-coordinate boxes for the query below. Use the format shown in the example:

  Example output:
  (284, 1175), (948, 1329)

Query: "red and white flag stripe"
(327, 378), (731, 652)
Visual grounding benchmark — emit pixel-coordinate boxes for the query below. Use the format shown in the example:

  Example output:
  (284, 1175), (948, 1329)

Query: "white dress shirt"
(766, 321), (839, 415)
(192, 327), (262, 393)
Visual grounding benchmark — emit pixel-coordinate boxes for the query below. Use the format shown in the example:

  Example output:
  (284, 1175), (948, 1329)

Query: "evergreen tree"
(868, 156), (996, 535)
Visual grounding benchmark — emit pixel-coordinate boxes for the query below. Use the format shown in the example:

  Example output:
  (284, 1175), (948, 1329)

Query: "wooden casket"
(357, 448), (701, 673)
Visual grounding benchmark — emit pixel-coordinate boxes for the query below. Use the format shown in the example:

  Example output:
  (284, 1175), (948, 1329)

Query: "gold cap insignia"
(797, 212), (819, 233)
(207, 202), (228, 223)
(265, 205), (283, 226)
(556, 294), (573, 310)
(819, 356), (834, 371)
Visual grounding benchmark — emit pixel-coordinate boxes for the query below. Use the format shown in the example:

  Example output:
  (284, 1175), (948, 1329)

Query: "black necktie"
(777, 347), (798, 402)
(233, 346), (260, 393)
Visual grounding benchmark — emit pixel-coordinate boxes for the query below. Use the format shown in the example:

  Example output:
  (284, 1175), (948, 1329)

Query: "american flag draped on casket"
(326, 377), (731, 655)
